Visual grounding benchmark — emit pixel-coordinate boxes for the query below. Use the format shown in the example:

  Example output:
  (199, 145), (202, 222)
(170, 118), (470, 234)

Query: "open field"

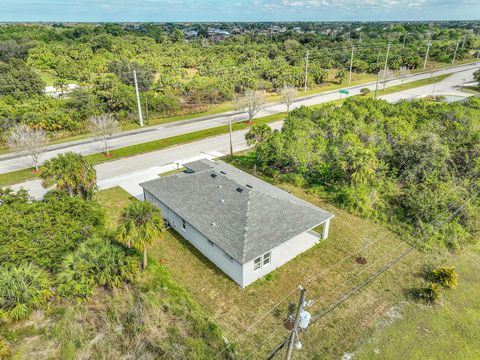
(355, 242), (480, 360)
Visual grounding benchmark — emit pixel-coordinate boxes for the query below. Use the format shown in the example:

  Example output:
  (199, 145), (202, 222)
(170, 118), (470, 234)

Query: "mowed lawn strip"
(0, 112), (285, 187)
(373, 73), (451, 97)
(102, 155), (426, 358)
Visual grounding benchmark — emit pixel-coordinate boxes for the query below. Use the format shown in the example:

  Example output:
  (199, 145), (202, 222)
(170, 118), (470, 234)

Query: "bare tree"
(235, 89), (266, 124)
(378, 69), (395, 90)
(280, 85), (298, 112)
(89, 114), (120, 156)
(6, 124), (48, 171)
(398, 66), (410, 85)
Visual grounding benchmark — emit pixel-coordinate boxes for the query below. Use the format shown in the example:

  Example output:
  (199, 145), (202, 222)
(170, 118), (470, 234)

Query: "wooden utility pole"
(382, 43), (391, 84)
(452, 40), (460, 65)
(285, 286), (307, 360)
(228, 118), (233, 157)
(348, 45), (355, 85)
(133, 69), (144, 127)
(304, 50), (309, 93)
(461, 34), (467, 49)
(423, 41), (431, 70)
(374, 70), (380, 100)
(144, 95), (149, 125)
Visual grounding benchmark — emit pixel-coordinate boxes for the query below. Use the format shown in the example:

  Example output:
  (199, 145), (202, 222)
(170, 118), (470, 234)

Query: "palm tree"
(40, 152), (97, 199)
(117, 201), (165, 269)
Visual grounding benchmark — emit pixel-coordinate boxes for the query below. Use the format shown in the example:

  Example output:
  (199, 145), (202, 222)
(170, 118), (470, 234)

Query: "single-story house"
(140, 159), (334, 288)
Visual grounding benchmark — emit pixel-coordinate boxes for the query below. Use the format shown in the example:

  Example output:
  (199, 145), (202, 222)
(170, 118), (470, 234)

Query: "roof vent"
(210, 173), (217, 178)
(185, 168), (195, 174)
(220, 199), (225, 203)
(218, 185), (222, 189)
(236, 187), (244, 193)
(220, 171), (226, 175)
(246, 184), (253, 188)
(211, 222), (216, 226)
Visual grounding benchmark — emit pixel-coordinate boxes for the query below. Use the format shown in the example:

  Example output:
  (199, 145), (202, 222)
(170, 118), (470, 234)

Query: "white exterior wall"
(242, 219), (331, 287)
(145, 190), (244, 286)
(145, 190), (332, 288)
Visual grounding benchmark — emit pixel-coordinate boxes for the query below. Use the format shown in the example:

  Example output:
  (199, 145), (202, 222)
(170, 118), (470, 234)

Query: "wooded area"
(0, 22), (478, 139)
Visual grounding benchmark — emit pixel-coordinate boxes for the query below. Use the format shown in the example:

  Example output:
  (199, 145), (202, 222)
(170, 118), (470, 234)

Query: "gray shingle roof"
(140, 159), (333, 264)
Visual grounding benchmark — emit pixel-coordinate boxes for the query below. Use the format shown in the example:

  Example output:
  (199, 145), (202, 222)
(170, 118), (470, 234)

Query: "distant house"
(44, 83), (79, 98)
(141, 159), (334, 288)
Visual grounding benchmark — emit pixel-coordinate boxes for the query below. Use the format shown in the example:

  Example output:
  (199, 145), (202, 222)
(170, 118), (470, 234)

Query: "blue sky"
(1, 0), (479, 22)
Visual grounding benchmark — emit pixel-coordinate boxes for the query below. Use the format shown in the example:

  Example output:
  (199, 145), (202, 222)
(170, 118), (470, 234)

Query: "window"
(254, 257), (262, 271)
(182, 219), (186, 231)
(254, 252), (272, 271)
(263, 252), (271, 266)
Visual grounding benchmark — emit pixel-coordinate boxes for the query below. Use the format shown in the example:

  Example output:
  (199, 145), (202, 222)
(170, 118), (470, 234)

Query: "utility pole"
(144, 95), (149, 125)
(461, 34), (467, 49)
(285, 286), (307, 360)
(348, 45), (355, 85)
(304, 50), (309, 93)
(381, 43), (391, 90)
(133, 69), (144, 127)
(374, 70), (380, 100)
(402, 32), (407, 47)
(423, 41), (431, 70)
(452, 40), (460, 65)
(228, 118), (233, 157)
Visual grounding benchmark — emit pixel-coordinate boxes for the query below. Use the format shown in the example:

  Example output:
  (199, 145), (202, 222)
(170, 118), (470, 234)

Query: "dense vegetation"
(0, 22), (478, 139)
(0, 181), (228, 358)
(250, 97), (480, 250)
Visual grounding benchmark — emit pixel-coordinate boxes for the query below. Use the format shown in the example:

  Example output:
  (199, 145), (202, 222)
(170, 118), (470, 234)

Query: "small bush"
(57, 237), (139, 300)
(360, 88), (371, 96)
(279, 173), (306, 187)
(416, 283), (442, 304)
(0, 263), (52, 321)
(0, 337), (9, 358)
(430, 266), (458, 289)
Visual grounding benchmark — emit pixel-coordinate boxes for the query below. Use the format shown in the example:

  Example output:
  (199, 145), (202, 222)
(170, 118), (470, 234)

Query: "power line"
(274, 186), (480, 358)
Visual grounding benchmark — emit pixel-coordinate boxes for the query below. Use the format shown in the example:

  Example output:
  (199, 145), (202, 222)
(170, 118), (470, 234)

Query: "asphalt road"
(5, 63), (480, 199)
(1, 62), (478, 175)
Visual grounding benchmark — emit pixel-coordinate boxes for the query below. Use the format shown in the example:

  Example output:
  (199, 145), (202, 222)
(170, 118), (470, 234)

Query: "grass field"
(355, 242), (480, 360)
(95, 171), (425, 359)
(371, 73), (451, 97)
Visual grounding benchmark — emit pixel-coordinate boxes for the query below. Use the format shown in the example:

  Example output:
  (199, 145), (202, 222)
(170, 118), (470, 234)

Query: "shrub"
(416, 283), (442, 304)
(430, 266), (458, 289)
(0, 189), (104, 272)
(0, 264), (53, 321)
(280, 173), (306, 187)
(360, 88), (371, 96)
(0, 337), (9, 358)
(57, 237), (139, 300)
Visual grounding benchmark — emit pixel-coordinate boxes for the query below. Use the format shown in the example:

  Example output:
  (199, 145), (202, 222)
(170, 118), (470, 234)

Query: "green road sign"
(339, 89), (349, 95)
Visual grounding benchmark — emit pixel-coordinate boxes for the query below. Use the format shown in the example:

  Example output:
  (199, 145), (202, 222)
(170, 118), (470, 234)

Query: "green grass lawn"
(355, 242), (480, 360)
(0, 112), (285, 187)
(370, 73), (451, 97)
(102, 169), (426, 358)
